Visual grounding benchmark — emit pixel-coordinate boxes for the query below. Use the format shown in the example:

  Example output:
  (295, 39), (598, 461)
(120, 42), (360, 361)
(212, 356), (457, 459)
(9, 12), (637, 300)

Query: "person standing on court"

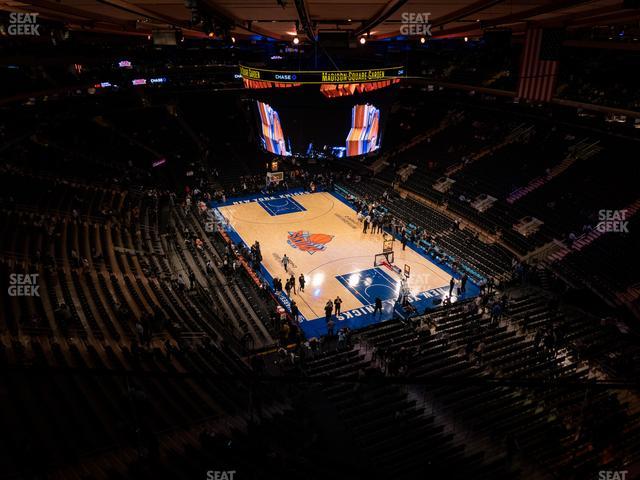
(289, 274), (296, 294)
(285, 278), (292, 297)
(324, 300), (333, 322)
(282, 253), (290, 272)
(298, 273), (305, 292)
(334, 296), (343, 317)
(401, 231), (407, 251)
(363, 214), (370, 234)
(327, 318), (335, 337)
(373, 297), (383, 316)
(449, 277), (455, 296)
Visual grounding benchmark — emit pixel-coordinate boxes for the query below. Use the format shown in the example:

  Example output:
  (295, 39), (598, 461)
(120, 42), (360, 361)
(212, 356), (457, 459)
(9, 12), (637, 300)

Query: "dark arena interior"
(2, 1), (640, 479)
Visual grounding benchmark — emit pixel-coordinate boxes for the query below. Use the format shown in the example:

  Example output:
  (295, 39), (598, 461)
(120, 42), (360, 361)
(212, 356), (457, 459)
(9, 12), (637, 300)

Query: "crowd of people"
(345, 189), (482, 282)
(177, 160), (542, 358)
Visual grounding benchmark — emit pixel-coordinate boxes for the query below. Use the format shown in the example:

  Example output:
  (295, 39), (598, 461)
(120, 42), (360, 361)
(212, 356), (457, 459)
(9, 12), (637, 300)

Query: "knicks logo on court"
(287, 231), (334, 254)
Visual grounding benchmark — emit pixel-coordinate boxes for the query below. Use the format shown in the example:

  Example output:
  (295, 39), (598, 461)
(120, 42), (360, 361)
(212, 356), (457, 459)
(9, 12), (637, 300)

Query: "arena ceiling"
(0, 0), (638, 41)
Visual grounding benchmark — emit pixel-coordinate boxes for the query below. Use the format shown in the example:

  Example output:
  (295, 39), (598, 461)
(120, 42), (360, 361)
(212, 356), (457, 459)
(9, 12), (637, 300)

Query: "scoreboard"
(239, 65), (405, 84)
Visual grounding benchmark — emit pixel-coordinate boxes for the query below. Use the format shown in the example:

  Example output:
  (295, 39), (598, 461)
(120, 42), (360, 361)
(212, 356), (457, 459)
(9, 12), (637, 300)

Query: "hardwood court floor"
(217, 191), (452, 322)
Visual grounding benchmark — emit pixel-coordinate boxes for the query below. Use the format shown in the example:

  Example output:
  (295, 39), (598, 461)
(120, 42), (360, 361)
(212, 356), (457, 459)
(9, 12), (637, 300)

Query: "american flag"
(517, 27), (563, 103)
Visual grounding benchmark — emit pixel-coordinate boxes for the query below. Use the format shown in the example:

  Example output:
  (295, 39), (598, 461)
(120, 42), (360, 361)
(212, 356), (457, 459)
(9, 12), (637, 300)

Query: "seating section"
(353, 294), (640, 478)
(550, 214), (640, 305)
(338, 180), (514, 283)
(0, 335), (298, 479)
(1, 86), (638, 479)
(377, 98), (640, 304)
(301, 347), (518, 479)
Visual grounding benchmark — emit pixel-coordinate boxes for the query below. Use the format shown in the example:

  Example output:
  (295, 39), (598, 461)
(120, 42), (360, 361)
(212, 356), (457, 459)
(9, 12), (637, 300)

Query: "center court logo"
(287, 231), (334, 254)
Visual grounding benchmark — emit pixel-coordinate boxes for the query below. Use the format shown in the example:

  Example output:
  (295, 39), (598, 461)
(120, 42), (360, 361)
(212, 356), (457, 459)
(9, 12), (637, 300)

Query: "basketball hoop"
(266, 171), (284, 187)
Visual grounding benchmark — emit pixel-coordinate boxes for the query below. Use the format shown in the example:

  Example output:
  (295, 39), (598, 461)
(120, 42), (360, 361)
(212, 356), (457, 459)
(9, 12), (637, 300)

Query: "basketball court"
(214, 190), (479, 338)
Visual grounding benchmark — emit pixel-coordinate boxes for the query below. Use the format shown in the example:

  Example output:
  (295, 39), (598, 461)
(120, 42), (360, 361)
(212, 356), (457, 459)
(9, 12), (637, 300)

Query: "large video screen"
(256, 101), (291, 156)
(346, 104), (380, 156)
(251, 88), (392, 159)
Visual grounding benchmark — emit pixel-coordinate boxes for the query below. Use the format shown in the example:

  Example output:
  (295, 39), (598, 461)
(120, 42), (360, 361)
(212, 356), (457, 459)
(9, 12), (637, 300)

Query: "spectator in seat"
(291, 301), (300, 323)
(337, 329), (347, 350)
(475, 341), (485, 365)
(465, 339), (475, 361)
(460, 273), (468, 294)
(490, 301), (502, 326)
(279, 322), (290, 346)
